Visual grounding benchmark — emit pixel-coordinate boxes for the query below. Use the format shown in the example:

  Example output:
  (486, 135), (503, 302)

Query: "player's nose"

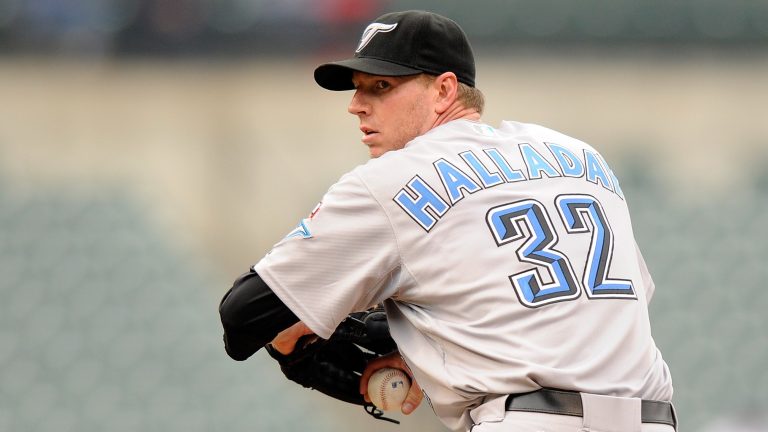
(347, 90), (369, 116)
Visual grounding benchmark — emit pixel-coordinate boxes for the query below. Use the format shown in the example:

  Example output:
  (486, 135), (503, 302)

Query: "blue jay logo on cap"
(355, 22), (398, 53)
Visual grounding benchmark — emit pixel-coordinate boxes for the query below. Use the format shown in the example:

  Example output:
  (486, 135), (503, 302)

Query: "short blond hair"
(457, 82), (485, 115)
(419, 74), (485, 114)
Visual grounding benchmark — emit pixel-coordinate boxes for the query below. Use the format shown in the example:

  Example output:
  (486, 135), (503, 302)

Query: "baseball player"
(219, 10), (676, 432)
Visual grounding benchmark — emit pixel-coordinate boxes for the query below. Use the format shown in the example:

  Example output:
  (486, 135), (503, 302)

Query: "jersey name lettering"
(393, 143), (624, 231)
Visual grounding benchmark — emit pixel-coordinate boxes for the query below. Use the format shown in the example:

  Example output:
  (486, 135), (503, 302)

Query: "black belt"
(505, 388), (676, 429)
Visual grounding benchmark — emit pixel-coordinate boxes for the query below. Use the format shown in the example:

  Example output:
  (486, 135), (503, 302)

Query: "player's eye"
(374, 80), (391, 90)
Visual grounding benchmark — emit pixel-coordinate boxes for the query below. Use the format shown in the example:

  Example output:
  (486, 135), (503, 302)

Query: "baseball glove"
(265, 306), (401, 423)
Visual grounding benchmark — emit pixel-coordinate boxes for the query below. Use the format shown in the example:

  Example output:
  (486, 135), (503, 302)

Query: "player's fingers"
(359, 352), (406, 398)
(270, 321), (315, 355)
(359, 356), (386, 400)
(401, 377), (423, 415)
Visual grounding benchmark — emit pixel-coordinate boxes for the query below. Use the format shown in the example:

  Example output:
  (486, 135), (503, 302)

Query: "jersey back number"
(486, 194), (636, 308)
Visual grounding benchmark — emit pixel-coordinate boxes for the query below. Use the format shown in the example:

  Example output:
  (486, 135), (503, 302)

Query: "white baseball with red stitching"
(367, 368), (410, 411)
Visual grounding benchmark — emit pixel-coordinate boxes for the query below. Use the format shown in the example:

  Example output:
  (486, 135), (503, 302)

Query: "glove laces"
(364, 403), (400, 424)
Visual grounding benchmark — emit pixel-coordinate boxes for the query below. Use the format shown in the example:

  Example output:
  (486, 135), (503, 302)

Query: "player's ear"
(433, 72), (458, 114)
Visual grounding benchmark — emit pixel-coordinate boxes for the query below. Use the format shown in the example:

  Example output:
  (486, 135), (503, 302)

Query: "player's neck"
(432, 102), (481, 129)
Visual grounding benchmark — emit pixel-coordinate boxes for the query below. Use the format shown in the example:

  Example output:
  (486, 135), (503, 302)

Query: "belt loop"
(581, 393), (641, 432)
(470, 395), (508, 426)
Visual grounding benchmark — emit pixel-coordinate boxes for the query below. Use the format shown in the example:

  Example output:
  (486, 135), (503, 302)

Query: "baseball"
(367, 367), (411, 411)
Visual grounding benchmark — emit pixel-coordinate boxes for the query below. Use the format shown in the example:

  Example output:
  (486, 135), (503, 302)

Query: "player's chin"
(366, 140), (400, 159)
(367, 145), (386, 159)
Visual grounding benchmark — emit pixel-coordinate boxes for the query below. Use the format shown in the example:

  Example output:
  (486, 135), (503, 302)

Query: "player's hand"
(360, 351), (423, 415)
(270, 321), (316, 355)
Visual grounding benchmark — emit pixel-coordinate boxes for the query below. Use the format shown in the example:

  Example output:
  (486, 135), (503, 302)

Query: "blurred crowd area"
(1, 1), (768, 432)
(2, 0), (768, 57)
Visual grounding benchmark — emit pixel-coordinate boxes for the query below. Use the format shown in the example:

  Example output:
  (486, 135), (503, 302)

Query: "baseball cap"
(314, 10), (476, 91)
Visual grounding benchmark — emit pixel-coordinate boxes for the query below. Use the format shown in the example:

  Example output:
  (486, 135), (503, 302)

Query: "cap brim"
(314, 57), (422, 91)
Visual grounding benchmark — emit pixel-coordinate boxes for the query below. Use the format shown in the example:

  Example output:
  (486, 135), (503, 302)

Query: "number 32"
(486, 194), (636, 308)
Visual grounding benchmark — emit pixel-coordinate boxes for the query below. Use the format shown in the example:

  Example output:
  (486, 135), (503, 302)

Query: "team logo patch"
(285, 202), (322, 240)
(356, 22), (397, 53)
(286, 219), (312, 239)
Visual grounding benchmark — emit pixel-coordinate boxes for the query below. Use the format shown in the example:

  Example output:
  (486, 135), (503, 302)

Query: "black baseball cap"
(314, 10), (476, 91)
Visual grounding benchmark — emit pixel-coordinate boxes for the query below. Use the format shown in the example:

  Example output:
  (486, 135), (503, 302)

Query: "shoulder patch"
(286, 219), (312, 239)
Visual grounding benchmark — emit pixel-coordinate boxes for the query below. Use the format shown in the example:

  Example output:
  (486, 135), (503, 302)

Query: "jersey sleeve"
(254, 171), (401, 339)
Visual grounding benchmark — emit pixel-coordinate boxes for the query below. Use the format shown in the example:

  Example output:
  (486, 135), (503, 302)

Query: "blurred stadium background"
(1, 0), (767, 431)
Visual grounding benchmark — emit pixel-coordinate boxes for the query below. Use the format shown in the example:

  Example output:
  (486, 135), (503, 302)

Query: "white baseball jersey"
(255, 119), (673, 432)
